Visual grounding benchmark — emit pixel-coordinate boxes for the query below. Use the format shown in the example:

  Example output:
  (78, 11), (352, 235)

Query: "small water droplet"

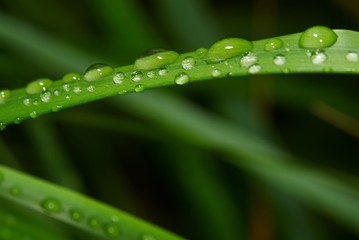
(66, 95), (71, 100)
(9, 186), (21, 197)
(87, 86), (95, 92)
(63, 84), (71, 92)
(195, 48), (207, 56)
(211, 69), (223, 78)
(84, 63), (113, 82)
(52, 105), (63, 112)
(140, 235), (156, 240)
(69, 209), (84, 222)
(134, 84), (145, 93)
(311, 51), (327, 64)
(23, 98), (32, 106)
(40, 198), (62, 213)
(248, 64), (261, 74)
(0, 89), (10, 104)
(118, 90), (128, 95)
(62, 73), (82, 83)
(134, 49), (179, 71)
(132, 71), (143, 82)
(30, 111), (39, 119)
(0, 170), (4, 184)
(0, 122), (6, 131)
(158, 68), (168, 76)
(299, 26), (337, 49)
(103, 222), (121, 238)
(205, 38), (253, 63)
(265, 38), (283, 51)
(14, 117), (22, 124)
(346, 51), (358, 62)
(87, 217), (101, 229)
(240, 54), (257, 68)
(273, 55), (286, 65)
(73, 86), (82, 94)
(53, 90), (60, 96)
(175, 73), (190, 85)
(181, 57), (196, 70)
(113, 72), (125, 84)
(26, 79), (53, 95)
(147, 71), (156, 78)
(40, 91), (51, 103)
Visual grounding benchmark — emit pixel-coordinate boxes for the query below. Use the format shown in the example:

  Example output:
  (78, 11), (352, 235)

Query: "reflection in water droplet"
(240, 54), (257, 68)
(311, 51), (327, 64)
(132, 71), (143, 82)
(69, 209), (84, 222)
(134, 50), (179, 71)
(248, 64), (261, 74)
(0, 89), (10, 104)
(265, 38), (283, 51)
(26, 79), (53, 95)
(113, 72), (125, 84)
(84, 63), (113, 82)
(175, 73), (190, 85)
(40, 91), (51, 103)
(40, 198), (62, 213)
(346, 52), (358, 62)
(134, 84), (145, 93)
(103, 222), (121, 238)
(181, 57), (196, 70)
(273, 55), (286, 66)
(299, 26), (337, 49)
(63, 73), (82, 83)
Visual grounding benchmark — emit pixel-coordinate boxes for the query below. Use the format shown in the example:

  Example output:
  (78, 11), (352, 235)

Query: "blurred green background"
(0, 0), (358, 239)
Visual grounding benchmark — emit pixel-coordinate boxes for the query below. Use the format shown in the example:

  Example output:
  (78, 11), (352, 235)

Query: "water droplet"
(158, 68), (168, 76)
(147, 71), (156, 78)
(9, 186), (21, 197)
(0, 122), (6, 131)
(73, 86), (82, 94)
(87, 217), (101, 229)
(14, 117), (22, 124)
(23, 98), (32, 106)
(69, 209), (84, 222)
(63, 84), (71, 92)
(53, 90), (60, 96)
(62, 73), (82, 83)
(299, 26), (337, 49)
(40, 198), (62, 213)
(134, 49), (179, 71)
(181, 57), (196, 70)
(118, 90), (128, 95)
(103, 222), (121, 238)
(273, 55), (286, 65)
(30, 111), (38, 119)
(84, 63), (113, 82)
(132, 71), (143, 82)
(113, 72), (125, 84)
(40, 91), (51, 103)
(0, 170), (4, 184)
(175, 73), (190, 85)
(33, 100), (39, 106)
(195, 48), (207, 56)
(0, 89), (10, 104)
(205, 38), (253, 63)
(65, 95), (71, 100)
(240, 54), (257, 68)
(311, 51), (327, 64)
(26, 79), (53, 95)
(87, 86), (95, 92)
(52, 105), (63, 112)
(134, 84), (145, 93)
(211, 69), (223, 78)
(265, 38), (283, 51)
(346, 51), (358, 62)
(248, 64), (261, 74)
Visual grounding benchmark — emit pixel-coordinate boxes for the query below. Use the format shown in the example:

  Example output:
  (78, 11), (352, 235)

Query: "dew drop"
(103, 222), (121, 238)
(140, 234), (156, 240)
(248, 64), (261, 74)
(9, 186), (21, 197)
(65, 95), (71, 100)
(299, 26), (337, 49)
(132, 71), (143, 82)
(265, 38), (283, 51)
(134, 84), (145, 93)
(73, 86), (82, 94)
(62, 73), (82, 83)
(147, 71), (156, 78)
(30, 111), (39, 119)
(195, 48), (207, 56)
(175, 73), (190, 85)
(211, 69), (223, 78)
(88, 217), (101, 229)
(87, 86), (95, 92)
(84, 63), (113, 82)
(52, 105), (63, 112)
(134, 49), (179, 71)
(273, 55), (286, 66)
(181, 57), (196, 70)
(0, 89), (10, 104)
(311, 51), (327, 64)
(26, 79), (53, 95)
(23, 98), (32, 106)
(0, 122), (6, 131)
(118, 90), (128, 95)
(205, 38), (253, 63)
(346, 51), (358, 62)
(53, 90), (60, 96)
(113, 72), (125, 84)
(40, 91), (51, 103)
(240, 54), (257, 68)
(14, 117), (22, 124)
(158, 68), (168, 76)
(63, 84), (71, 92)
(69, 209), (84, 222)
(40, 198), (62, 213)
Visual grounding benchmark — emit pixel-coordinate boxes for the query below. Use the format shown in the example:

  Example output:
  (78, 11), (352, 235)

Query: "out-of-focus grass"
(0, 0), (358, 239)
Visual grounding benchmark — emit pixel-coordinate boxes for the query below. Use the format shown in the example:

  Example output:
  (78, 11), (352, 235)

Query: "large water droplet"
(88, 217), (101, 229)
(265, 38), (283, 51)
(346, 51), (358, 62)
(103, 222), (121, 238)
(240, 54), (257, 68)
(69, 209), (84, 222)
(248, 64), (261, 74)
(299, 26), (337, 49)
(134, 49), (179, 71)
(62, 73), (82, 83)
(113, 72), (125, 84)
(84, 63), (113, 82)
(26, 79), (53, 95)
(40, 91), (51, 103)
(134, 84), (145, 93)
(311, 51), (327, 64)
(181, 57), (196, 70)
(175, 73), (190, 85)
(0, 89), (10, 104)
(132, 71), (143, 82)
(9, 186), (22, 197)
(205, 38), (253, 63)
(40, 198), (62, 213)
(273, 55), (286, 65)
